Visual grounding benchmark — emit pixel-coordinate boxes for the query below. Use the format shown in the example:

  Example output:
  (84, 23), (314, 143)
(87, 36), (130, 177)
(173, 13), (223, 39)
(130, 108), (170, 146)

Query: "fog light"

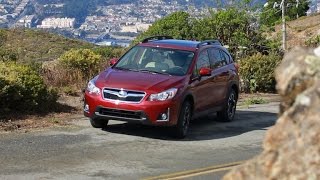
(157, 109), (170, 122)
(160, 113), (168, 120)
(84, 104), (89, 112)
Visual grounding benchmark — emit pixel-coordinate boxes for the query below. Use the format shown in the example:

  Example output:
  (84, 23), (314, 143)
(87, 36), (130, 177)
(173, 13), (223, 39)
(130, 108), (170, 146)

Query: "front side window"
(197, 50), (210, 68)
(114, 46), (194, 76)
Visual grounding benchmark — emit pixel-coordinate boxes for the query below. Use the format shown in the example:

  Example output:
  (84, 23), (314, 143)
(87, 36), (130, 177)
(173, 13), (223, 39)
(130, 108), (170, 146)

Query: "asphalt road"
(0, 102), (278, 180)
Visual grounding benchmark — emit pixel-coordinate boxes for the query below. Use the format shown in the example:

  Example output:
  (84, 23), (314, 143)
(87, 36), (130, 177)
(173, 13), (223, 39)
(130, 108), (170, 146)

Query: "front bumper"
(84, 92), (180, 126)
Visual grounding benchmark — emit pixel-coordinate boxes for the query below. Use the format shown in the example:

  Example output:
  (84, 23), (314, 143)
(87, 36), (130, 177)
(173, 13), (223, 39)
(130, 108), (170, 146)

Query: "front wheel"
(90, 118), (109, 128)
(172, 101), (192, 139)
(217, 89), (237, 122)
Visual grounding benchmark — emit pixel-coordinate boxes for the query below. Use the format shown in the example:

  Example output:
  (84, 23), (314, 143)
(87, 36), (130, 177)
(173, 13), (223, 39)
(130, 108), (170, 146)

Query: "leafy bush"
(305, 35), (320, 47)
(59, 49), (102, 79)
(93, 46), (126, 61)
(239, 53), (282, 93)
(0, 49), (18, 62)
(243, 97), (268, 106)
(0, 29), (7, 46)
(0, 62), (58, 114)
(42, 47), (125, 94)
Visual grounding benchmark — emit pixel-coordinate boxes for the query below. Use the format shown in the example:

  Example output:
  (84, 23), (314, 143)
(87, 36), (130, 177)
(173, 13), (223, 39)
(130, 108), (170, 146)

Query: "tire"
(217, 89), (237, 122)
(172, 101), (192, 139)
(90, 118), (109, 128)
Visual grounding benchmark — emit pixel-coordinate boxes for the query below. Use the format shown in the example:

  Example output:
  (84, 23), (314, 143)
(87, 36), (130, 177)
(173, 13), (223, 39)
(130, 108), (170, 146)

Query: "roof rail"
(197, 40), (222, 48)
(141, 36), (173, 43)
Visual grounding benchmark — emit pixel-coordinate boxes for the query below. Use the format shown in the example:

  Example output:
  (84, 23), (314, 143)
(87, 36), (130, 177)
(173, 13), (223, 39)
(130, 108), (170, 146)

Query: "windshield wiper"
(138, 69), (171, 76)
(114, 67), (138, 72)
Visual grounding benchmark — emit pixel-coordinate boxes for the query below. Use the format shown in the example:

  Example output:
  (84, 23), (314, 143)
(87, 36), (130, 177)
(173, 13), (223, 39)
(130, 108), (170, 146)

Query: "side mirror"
(109, 58), (119, 66)
(199, 67), (212, 76)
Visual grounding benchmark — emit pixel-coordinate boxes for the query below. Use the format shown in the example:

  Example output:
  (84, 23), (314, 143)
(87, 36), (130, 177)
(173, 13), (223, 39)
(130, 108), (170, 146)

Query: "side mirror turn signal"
(109, 58), (119, 66)
(199, 67), (212, 76)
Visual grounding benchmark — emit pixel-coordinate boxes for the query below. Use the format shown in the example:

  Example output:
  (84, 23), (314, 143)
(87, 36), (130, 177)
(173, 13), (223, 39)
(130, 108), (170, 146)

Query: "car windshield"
(114, 46), (194, 76)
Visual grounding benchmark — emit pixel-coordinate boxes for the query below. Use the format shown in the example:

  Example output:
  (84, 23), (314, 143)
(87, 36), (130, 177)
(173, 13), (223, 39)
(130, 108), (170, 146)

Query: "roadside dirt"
(0, 93), (280, 133)
(0, 95), (82, 132)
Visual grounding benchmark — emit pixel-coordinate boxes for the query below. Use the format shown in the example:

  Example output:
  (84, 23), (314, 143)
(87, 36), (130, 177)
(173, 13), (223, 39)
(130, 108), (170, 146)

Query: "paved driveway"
(0, 103), (278, 180)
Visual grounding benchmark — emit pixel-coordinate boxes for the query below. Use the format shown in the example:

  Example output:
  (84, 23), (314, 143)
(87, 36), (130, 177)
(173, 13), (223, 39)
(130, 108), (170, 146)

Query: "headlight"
(87, 76), (100, 95)
(149, 88), (178, 101)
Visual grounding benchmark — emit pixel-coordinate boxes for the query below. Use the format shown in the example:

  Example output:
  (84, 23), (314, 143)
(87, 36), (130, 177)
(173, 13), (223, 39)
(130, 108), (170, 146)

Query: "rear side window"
(219, 50), (231, 64)
(208, 48), (230, 68)
(208, 48), (222, 68)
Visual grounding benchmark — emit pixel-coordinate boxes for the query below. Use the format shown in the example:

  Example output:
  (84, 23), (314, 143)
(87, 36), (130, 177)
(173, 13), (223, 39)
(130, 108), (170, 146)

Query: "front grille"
(103, 88), (145, 103)
(99, 108), (143, 120)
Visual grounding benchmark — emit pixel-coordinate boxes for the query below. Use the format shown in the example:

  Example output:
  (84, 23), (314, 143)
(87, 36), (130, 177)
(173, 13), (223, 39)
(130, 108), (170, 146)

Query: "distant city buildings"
(120, 23), (152, 33)
(6, 0), (320, 47)
(37, 17), (75, 29)
(17, 15), (34, 28)
(0, 0), (209, 44)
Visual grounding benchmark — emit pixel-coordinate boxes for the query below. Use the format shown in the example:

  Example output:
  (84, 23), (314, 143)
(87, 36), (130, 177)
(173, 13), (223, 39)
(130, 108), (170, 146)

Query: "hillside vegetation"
(272, 13), (320, 48)
(0, 28), (124, 118)
(0, 29), (94, 63)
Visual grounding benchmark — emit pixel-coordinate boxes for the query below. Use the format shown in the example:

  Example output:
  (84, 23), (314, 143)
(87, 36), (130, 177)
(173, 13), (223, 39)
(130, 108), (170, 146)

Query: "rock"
(224, 47), (320, 180)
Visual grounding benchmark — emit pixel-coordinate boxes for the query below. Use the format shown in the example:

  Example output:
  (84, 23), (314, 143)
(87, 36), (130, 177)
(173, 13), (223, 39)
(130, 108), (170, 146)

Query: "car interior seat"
(145, 52), (169, 71)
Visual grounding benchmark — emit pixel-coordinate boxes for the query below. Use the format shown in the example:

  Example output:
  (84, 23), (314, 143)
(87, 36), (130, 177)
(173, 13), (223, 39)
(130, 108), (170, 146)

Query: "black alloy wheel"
(217, 89), (237, 122)
(173, 101), (192, 139)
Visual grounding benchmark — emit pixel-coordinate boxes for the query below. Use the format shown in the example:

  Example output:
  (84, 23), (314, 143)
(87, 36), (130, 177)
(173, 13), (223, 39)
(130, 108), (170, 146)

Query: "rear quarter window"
(220, 50), (232, 64)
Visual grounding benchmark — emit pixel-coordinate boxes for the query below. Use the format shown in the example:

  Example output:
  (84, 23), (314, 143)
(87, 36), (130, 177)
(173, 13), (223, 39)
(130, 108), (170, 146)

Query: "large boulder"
(224, 47), (320, 179)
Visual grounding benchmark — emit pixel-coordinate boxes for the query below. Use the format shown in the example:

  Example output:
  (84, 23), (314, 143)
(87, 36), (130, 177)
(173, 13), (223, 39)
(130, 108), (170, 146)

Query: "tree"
(260, 0), (310, 27)
(133, 11), (193, 44)
(134, 8), (268, 58)
(192, 8), (262, 56)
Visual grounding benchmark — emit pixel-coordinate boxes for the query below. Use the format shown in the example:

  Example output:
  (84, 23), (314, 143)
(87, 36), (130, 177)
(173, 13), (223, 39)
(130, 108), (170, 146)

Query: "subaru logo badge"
(118, 89), (128, 97)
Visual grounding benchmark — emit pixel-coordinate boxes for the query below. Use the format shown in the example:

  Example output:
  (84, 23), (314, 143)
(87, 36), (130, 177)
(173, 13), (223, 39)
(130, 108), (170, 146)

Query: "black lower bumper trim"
(93, 106), (150, 124)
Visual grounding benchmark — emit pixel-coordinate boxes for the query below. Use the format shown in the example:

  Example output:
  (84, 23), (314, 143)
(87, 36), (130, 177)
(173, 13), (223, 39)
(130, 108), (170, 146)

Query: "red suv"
(84, 36), (239, 138)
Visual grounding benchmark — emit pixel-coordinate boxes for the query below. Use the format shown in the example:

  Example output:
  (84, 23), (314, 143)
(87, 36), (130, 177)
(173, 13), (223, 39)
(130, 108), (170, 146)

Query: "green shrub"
(239, 53), (282, 93)
(0, 49), (18, 62)
(243, 97), (268, 106)
(59, 49), (102, 80)
(92, 47), (126, 67)
(305, 35), (320, 47)
(0, 62), (58, 114)
(93, 47), (126, 59)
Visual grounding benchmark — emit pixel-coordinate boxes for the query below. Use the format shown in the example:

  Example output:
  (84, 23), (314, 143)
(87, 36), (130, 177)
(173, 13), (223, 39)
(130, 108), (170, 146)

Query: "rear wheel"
(217, 89), (237, 122)
(172, 101), (192, 139)
(90, 118), (109, 128)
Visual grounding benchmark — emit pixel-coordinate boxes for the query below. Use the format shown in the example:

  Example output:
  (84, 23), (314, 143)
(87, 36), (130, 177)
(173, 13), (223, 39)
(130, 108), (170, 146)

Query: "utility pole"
(282, 0), (287, 51)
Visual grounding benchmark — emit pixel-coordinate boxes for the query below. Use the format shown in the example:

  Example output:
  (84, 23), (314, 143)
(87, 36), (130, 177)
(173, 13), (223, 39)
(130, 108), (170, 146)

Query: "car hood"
(95, 68), (187, 93)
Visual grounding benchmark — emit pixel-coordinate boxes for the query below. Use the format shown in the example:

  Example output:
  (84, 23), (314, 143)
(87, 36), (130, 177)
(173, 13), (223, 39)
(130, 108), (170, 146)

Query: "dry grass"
(271, 13), (320, 49)
(41, 59), (110, 96)
(2, 28), (93, 63)
(41, 61), (87, 94)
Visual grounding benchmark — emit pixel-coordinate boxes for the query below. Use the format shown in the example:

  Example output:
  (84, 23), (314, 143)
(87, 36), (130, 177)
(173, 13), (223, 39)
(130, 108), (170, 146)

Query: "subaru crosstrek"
(84, 36), (239, 138)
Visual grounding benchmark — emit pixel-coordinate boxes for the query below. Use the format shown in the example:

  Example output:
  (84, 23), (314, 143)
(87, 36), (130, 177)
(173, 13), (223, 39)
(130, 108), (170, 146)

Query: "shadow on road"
(102, 109), (277, 141)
